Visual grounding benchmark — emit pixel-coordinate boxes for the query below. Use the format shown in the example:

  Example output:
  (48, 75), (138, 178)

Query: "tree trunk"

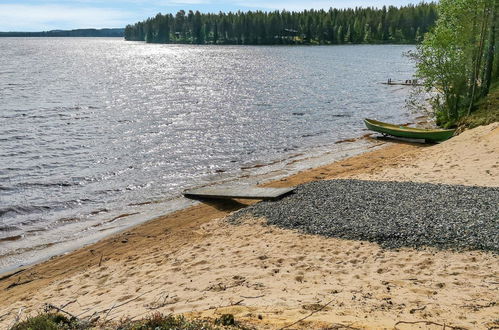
(482, 0), (497, 97)
(468, 4), (479, 100)
(468, 1), (490, 115)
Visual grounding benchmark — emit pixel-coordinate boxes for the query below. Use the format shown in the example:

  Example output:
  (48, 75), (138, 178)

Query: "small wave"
(0, 185), (13, 191)
(127, 200), (161, 206)
(1, 242), (57, 257)
(241, 158), (283, 170)
(301, 131), (325, 138)
(0, 205), (50, 218)
(90, 208), (109, 215)
(54, 105), (82, 112)
(54, 217), (81, 224)
(0, 225), (21, 232)
(26, 228), (46, 233)
(109, 212), (139, 222)
(6, 135), (32, 141)
(17, 181), (77, 188)
(335, 137), (358, 144)
(0, 234), (23, 243)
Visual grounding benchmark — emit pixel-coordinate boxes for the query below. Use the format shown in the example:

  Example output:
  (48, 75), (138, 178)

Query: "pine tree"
(124, 3), (438, 46)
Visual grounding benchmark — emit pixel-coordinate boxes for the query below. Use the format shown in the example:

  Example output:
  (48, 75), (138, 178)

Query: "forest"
(124, 3), (437, 45)
(415, 0), (498, 126)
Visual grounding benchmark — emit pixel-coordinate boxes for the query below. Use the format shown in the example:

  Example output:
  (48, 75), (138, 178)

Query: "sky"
(0, 0), (423, 31)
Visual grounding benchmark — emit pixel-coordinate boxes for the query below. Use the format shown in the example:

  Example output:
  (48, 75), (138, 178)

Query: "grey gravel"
(228, 180), (499, 251)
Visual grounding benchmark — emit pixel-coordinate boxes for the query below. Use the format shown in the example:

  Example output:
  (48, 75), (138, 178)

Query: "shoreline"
(0, 139), (422, 308)
(0, 138), (411, 276)
(0, 135), (382, 276)
(0, 123), (497, 328)
(1, 39), (419, 277)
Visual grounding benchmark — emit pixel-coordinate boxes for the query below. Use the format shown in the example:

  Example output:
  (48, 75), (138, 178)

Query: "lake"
(0, 38), (417, 272)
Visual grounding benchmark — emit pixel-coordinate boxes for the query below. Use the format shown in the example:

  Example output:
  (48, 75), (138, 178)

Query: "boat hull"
(364, 118), (455, 142)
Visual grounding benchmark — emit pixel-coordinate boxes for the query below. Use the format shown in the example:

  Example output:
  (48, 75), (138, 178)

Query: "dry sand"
(346, 122), (499, 186)
(0, 123), (497, 329)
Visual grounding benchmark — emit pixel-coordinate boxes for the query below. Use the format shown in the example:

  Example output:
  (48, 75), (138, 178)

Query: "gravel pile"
(228, 180), (499, 251)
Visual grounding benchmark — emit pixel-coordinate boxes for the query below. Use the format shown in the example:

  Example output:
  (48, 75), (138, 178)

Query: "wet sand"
(0, 123), (497, 329)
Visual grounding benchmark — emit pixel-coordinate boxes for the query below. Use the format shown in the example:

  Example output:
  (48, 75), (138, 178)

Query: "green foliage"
(120, 313), (212, 329)
(415, 0), (498, 127)
(214, 314), (235, 326)
(124, 4), (438, 45)
(458, 82), (499, 128)
(10, 313), (78, 330)
(10, 312), (251, 330)
(119, 313), (251, 330)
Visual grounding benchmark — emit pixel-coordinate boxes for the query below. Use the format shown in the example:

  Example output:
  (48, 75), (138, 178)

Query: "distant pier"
(382, 78), (423, 86)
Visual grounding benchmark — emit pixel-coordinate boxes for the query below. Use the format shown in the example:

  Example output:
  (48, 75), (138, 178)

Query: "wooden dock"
(382, 79), (423, 86)
(183, 185), (294, 200)
(381, 82), (424, 86)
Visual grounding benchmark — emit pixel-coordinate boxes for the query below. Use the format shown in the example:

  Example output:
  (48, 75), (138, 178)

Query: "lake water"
(0, 38), (417, 272)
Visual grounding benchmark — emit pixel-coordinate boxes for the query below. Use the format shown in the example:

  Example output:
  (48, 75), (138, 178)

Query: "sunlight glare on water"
(0, 38), (417, 272)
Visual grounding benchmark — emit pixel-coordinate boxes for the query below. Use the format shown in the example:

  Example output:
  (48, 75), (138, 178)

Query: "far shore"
(0, 123), (497, 329)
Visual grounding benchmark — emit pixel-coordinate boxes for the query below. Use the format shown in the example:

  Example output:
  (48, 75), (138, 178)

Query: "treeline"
(124, 3), (437, 45)
(415, 0), (498, 126)
(0, 28), (124, 38)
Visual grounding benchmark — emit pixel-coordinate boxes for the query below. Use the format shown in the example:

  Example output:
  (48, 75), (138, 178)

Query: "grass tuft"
(10, 313), (78, 330)
(119, 313), (215, 330)
(10, 312), (252, 330)
(459, 83), (499, 129)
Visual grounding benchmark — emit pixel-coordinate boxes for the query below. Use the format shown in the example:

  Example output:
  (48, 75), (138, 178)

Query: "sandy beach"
(0, 123), (497, 329)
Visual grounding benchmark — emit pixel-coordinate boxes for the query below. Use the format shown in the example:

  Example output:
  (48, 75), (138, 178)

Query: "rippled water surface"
(0, 38), (417, 272)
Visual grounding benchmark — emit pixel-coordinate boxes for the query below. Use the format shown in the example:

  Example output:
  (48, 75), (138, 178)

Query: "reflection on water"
(0, 38), (416, 271)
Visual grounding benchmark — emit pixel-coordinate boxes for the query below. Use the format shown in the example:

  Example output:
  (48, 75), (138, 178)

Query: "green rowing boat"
(364, 118), (455, 142)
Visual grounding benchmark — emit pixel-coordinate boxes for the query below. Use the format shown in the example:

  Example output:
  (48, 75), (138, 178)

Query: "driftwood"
(60, 300), (77, 309)
(98, 288), (154, 322)
(102, 292), (149, 312)
(461, 301), (496, 311)
(144, 292), (176, 310)
(394, 320), (466, 329)
(279, 299), (335, 330)
(103, 302), (117, 322)
(215, 299), (245, 310)
(409, 305), (427, 314)
(98, 253), (104, 267)
(230, 299), (244, 306)
(240, 294), (265, 299)
(0, 269), (24, 282)
(0, 311), (12, 320)
(44, 303), (79, 320)
(8, 308), (24, 329)
(76, 308), (95, 318)
(5, 279), (33, 290)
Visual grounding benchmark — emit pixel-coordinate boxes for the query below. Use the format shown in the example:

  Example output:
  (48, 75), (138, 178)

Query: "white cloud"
(0, 4), (133, 31)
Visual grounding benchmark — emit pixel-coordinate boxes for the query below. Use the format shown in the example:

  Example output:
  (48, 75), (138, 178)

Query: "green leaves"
(415, 0), (498, 126)
(124, 4), (438, 46)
